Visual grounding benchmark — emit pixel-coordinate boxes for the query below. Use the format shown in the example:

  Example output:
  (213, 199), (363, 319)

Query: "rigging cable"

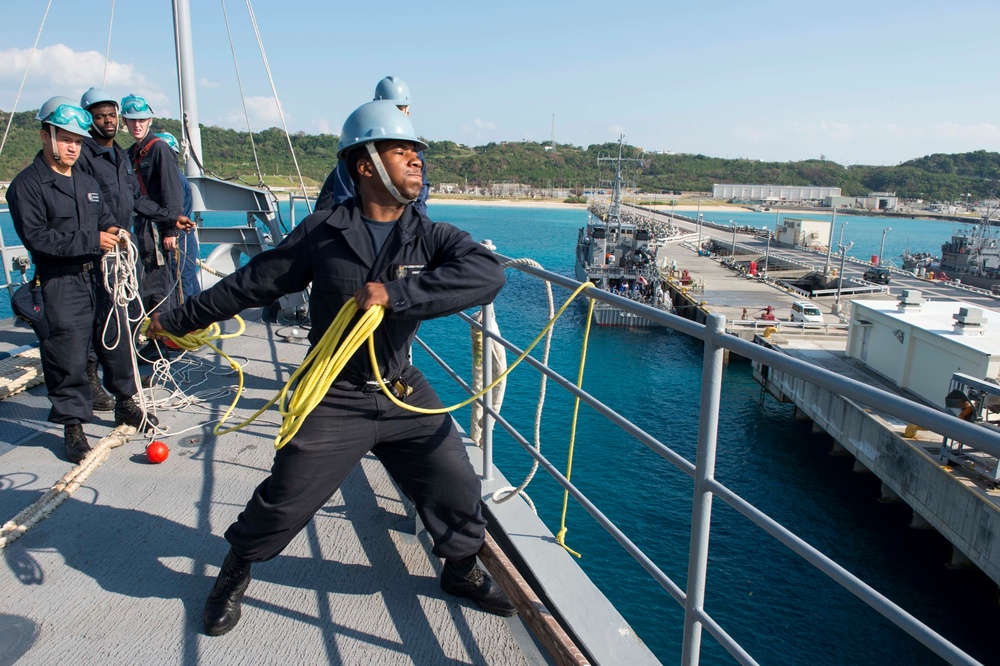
(243, 0), (313, 213)
(0, 0), (53, 162)
(102, 0), (116, 88)
(220, 0), (265, 189)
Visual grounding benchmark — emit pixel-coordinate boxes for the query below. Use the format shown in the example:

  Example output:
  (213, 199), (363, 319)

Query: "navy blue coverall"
(7, 153), (138, 425)
(168, 170), (201, 303)
(127, 134), (184, 313)
(157, 198), (504, 562)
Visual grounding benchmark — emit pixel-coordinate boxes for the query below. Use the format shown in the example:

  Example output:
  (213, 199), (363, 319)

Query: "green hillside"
(2, 108), (995, 202)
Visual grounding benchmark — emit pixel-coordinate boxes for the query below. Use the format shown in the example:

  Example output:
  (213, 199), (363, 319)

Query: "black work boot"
(114, 396), (159, 429)
(441, 555), (517, 616)
(87, 361), (115, 412)
(64, 424), (91, 464)
(204, 549), (253, 636)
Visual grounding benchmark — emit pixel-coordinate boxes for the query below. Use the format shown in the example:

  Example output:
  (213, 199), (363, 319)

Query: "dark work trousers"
(140, 261), (178, 315)
(39, 267), (137, 425)
(225, 365), (487, 563)
(167, 228), (201, 304)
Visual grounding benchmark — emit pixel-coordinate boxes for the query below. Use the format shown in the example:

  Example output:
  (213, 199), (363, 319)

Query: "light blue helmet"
(337, 100), (427, 159)
(80, 87), (118, 111)
(121, 94), (154, 119)
(36, 96), (76, 122)
(373, 76), (410, 105)
(36, 97), (92, 138)
(154, 132), (180, 154)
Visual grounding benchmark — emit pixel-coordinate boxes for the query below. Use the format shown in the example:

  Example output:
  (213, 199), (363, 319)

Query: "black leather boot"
(204, 549), (253, 636)
(114, 396), (158, 428)
(64, 424), (91, 463)
(441, 555), (517, 616)
(87, 361), (115, 412)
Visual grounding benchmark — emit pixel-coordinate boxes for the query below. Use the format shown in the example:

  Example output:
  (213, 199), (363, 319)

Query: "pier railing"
(423, 256), (996, 666)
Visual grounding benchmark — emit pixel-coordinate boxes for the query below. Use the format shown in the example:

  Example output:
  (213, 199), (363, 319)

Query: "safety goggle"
(45, 104), (92, 131)
(121, 97), (152, 116)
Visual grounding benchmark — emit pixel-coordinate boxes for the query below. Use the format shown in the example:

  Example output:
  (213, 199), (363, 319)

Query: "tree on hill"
(3, 107), (999, 202)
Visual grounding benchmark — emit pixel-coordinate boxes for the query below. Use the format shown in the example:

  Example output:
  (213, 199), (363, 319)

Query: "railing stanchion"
(682, 313), (727, 666)
(481, 303), (495, 480)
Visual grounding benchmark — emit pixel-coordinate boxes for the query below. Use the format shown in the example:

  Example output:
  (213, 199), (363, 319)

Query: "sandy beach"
(427, 197), (586, 210)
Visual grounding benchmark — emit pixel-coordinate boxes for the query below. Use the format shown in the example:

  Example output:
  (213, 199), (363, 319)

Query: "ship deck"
(0, 312), (549, 665)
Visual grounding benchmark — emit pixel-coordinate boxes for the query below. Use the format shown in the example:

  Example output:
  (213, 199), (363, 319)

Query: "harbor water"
(2, 204), (999, 664)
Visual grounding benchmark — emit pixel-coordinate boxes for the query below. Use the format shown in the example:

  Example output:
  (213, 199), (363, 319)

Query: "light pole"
(697, 213), (703, 250)
(824, 207), (838, 276)
(879, 226), (891, 266)
(763, 227), (771, 277)
(731, 221), (737, 260)
(834, 240), (854, 313)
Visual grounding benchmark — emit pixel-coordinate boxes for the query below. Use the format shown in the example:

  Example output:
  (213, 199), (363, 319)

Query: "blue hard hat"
(121, 94), (154, 119)
(81, 87), (118, 110)
(37, 98), (92, 138)
(373, 76), (411, 105)
(154, 132), (180, 154)
(337, 100), (427, 159)
(36, 96), (76, 122)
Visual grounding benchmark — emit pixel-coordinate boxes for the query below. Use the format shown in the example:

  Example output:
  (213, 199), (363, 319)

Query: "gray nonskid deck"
(0, 315), (532, 665)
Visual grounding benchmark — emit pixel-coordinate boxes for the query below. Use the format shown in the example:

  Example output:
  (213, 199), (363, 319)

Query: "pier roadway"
(631, 203), (1000, 315)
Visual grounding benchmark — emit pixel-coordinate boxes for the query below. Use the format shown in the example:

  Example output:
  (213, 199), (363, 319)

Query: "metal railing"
(423, 256), (996, 666)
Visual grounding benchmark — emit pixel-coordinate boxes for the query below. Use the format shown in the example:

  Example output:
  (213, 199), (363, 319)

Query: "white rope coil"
(488, 258), (556, 513)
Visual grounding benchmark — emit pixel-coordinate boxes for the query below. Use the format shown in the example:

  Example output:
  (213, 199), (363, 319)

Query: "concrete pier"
(646, 205), (1000, 590)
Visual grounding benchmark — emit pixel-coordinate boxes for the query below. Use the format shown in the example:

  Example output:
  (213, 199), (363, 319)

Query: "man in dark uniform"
(314, 76), (429, 214)
(147, 100), (514, 636)
(154, 131), (201, 303)
(76, 88), (195, 373)
(7, 98), (157, 463)
(120, 94), (186, 318)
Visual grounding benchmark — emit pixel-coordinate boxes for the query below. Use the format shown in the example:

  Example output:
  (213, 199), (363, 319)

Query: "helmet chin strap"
(365, 142), (414, 205)
(49, 125), (61, 162)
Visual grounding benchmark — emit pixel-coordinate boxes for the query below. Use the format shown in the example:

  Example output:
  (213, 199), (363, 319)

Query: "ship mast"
(172, 0), (204, 179)
(597, 134), (643, 224)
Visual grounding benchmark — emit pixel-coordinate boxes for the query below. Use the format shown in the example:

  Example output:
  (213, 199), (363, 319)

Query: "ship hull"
(575, 260), (670, 327)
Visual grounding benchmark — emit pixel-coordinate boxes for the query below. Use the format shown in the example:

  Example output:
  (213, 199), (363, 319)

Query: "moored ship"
(575, 137), (672, 327)
(937, 211), (1000, 288)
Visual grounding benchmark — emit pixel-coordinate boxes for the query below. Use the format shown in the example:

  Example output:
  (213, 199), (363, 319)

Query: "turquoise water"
(2, 203), (998, 663)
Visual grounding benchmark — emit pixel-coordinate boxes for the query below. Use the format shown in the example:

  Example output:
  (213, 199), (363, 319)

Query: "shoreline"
(427, 197), (586, 210)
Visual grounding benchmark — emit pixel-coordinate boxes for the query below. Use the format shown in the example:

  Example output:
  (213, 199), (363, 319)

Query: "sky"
(1, 0), (999, 166)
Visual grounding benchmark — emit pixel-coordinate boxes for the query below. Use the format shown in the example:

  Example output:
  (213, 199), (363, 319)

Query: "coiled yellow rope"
(145, 281), (598, 558)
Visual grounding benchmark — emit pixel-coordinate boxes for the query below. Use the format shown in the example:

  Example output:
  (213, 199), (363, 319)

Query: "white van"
(790, 301), (824, 323)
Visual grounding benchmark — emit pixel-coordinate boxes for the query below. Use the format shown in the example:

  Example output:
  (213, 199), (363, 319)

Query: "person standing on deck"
(7, 98), (157, 463)
(76, 88), (196, 371)
(314, 76), (429, 214)
(121, 94), (185, 355)
(146, 100), (515, 636)
(154, 131), (201, 303)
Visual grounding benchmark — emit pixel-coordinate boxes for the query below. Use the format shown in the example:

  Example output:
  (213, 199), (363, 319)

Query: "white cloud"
(198, 77), (220, 89)
(608, 125), (626, 138)
(318, 118), (332, 134)
(223, 96), (285, 129)
(474, 118), (496, 130)
(0, 44), (165, 110)
(930, 122), (1000, 140)
(816, 122), (855, 143)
